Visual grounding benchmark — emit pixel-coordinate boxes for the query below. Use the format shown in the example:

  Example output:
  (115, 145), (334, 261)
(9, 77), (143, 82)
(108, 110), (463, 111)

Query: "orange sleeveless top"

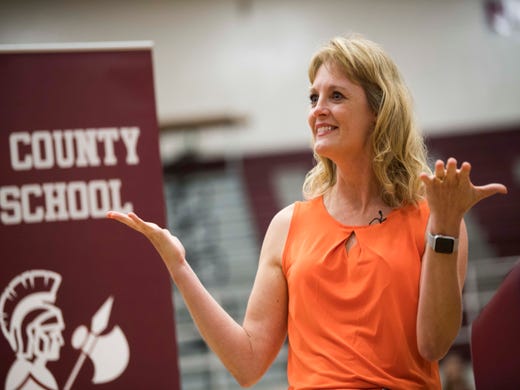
(282, 196), (440, 389)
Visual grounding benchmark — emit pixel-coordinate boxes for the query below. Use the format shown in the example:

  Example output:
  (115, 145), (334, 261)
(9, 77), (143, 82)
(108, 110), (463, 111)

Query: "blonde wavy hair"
(302, 35), (431, 207)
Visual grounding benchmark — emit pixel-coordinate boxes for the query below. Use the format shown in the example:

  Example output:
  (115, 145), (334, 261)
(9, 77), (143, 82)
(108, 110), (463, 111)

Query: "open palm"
(107, 211), (186, 271)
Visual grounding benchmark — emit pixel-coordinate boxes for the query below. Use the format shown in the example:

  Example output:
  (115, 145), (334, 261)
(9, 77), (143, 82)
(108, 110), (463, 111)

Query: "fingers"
(433, 158), (457, 181)
(107, 210), (165, 236)
(459, 161), (471, 181)
(420, 157), (507, 205)
(475, 183), (508, 201)
(107, 210), (148, 232)
(419, 171), (430, 182)
(106, 210), (133, 225)
(434, 160), (446, 180)
(445, 158), (457, 179)
(432, 158), (472, 182)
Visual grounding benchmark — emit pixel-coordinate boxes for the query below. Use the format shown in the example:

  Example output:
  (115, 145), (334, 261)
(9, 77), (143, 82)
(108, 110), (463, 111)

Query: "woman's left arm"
(416, 157), (507, 361)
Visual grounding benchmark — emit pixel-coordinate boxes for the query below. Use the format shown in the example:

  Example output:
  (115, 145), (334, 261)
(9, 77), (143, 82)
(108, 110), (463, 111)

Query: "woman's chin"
(313, 142), (333, 158)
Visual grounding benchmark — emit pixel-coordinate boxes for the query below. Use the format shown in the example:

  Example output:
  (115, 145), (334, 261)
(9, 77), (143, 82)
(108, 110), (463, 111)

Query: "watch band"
(427, 232), (459, 254)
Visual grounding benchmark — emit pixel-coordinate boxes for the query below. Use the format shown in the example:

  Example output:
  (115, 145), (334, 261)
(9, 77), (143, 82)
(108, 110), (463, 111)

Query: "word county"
(9, 127), (140, 170)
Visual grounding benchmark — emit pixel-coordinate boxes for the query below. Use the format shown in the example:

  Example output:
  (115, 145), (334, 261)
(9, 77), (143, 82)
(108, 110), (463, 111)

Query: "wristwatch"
(427, 232), (459, 254)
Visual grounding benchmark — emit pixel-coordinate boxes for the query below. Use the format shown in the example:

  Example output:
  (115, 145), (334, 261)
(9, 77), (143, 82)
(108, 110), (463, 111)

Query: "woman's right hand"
(107, 211), (186, 272)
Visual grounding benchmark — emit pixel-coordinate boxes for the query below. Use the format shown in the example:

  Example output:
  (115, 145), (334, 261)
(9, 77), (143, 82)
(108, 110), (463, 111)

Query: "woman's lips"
(316, 125), (337, 136)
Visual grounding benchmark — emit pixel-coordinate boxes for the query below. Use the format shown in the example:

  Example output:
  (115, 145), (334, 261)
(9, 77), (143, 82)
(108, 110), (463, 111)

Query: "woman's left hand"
(419, 157), (507, 234)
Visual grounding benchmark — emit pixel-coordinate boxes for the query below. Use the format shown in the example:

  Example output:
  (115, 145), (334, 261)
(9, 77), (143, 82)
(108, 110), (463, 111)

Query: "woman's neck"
(324, 161), (391, 226)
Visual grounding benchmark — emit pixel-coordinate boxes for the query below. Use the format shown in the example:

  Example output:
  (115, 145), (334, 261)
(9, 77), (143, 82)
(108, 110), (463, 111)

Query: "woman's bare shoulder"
(260, 203), (296, 262)
(272, 203), (295, 225)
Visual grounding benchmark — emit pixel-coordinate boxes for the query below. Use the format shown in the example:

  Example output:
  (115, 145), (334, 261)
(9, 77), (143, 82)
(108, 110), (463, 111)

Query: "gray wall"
(2, 0), (519, 159)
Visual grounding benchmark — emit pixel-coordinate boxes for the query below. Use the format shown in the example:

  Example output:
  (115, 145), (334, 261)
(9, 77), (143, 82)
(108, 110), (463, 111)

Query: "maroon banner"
(0, 43), (180, 389)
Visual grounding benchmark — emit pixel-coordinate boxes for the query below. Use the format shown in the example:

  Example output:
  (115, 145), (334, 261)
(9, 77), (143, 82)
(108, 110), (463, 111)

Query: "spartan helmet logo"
(1, 270), (130, 390)
(0, 270), (65, 390)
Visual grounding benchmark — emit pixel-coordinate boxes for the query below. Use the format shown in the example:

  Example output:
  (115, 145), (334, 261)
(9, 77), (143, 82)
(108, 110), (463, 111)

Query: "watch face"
(435, 237), (455, 254)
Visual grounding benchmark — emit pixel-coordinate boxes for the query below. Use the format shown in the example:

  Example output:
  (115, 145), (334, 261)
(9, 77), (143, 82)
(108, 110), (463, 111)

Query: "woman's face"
(308, 62), (375, 163)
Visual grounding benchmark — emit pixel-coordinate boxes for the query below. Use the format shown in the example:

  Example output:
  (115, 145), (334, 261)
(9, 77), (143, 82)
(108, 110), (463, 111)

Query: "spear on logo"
(63, 296), (114, 390)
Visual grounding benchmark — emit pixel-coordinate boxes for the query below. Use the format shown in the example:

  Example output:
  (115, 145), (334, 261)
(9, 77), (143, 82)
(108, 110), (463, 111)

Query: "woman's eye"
(332, 91), (344, 100)
(309, 94), (318, 105)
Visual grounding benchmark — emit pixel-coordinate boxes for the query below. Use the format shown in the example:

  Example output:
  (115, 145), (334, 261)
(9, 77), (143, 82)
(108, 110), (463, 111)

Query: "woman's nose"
(312, 99), (330, 117)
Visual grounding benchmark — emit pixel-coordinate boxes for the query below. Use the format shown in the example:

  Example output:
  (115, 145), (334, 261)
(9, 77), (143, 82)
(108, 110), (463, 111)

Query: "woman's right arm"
(107, 204), (293, 387)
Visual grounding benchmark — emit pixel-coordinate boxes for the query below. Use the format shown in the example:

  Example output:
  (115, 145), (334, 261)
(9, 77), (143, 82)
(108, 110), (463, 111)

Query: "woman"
(108, 35), (507, 389)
